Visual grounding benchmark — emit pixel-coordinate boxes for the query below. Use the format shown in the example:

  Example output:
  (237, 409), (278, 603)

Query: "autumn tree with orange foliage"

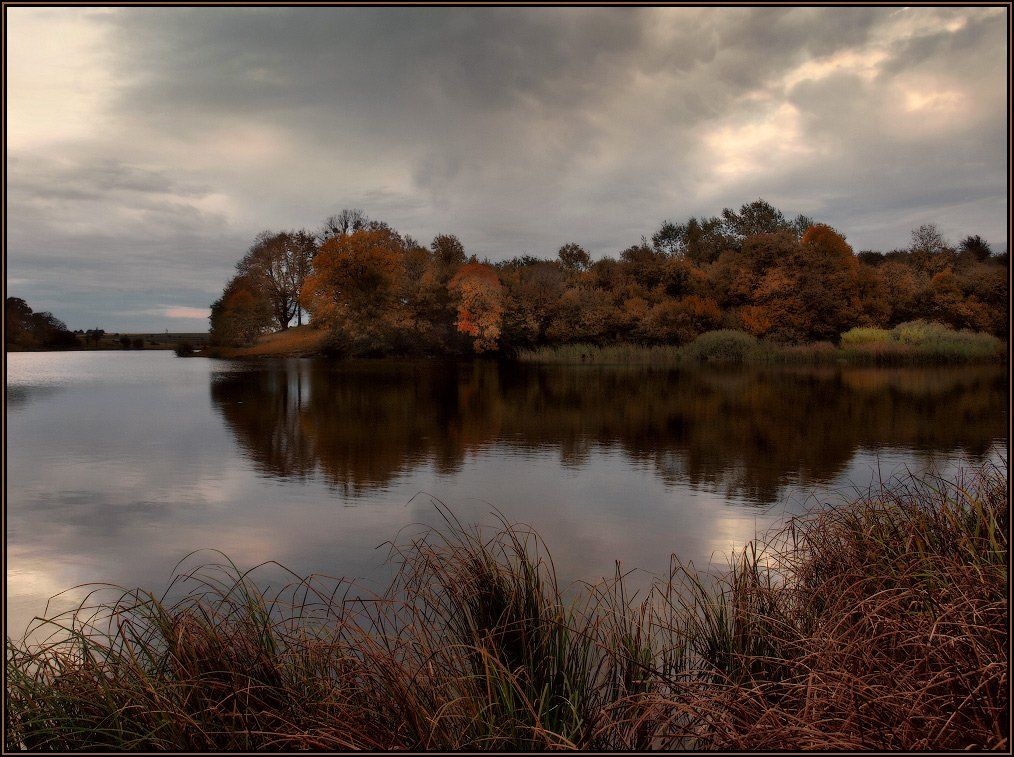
(639, 295), (723, 344)
(794, 224), (865, 339)
(499, 261), (569, 347)
(728, 225), (864, 342)
(449, 261), (504, 353)
(300, 226), (416, 354)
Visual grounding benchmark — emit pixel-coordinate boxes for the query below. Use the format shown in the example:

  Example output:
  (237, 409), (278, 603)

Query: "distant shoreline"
(6, 332), (210, 353)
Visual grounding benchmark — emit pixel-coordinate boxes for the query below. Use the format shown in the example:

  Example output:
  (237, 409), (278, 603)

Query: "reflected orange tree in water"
(211, 362), (1007, 504)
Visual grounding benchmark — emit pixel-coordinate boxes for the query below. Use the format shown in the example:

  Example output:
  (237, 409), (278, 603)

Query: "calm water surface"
(6, 351), (1008, 636)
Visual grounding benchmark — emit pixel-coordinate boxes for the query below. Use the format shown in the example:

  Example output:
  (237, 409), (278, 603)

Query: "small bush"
(839, 326), (893, 345)
(892, 319), (955, 345)
(682, 330), (760, 364)
(173, 341), (195, 357)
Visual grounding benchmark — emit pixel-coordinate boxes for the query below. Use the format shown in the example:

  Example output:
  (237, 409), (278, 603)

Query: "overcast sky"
(6, 6), (1008, 331)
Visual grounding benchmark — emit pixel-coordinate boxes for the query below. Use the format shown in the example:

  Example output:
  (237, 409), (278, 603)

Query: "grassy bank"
(518, 321), (1006, 366)
(6, 464), (1007, 751)
(209, 326), (330, 358)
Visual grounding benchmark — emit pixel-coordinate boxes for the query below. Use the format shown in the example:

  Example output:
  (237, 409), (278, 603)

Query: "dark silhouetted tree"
(431, 234), (468, 268)
(958, 235), (992, 262)
(210, 273), (274, 346)
(557, 242), (591, 272)
(318, 209), (369, 245)
(238, 231), (315, 330)
(722, 199), (792, 240)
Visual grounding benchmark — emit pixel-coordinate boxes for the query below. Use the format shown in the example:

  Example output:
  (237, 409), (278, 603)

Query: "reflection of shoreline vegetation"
(5, 384), (67, 409)
(7, 465), (1006, 750)
(211, 361), (1006, 502)
(519, 322), (1005, 366)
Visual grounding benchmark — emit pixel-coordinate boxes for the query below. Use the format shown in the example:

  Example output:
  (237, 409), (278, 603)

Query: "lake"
(6, 351), (1007, 637)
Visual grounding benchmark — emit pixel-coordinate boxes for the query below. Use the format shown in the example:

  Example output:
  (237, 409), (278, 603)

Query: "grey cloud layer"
(6, 7), (1007, 331)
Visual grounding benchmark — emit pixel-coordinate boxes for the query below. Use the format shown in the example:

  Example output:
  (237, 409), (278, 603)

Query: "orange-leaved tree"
(639, 295), (722, 344)
(448, 262), (504, 353)
(745, 225), (864, 342)
(796, 223), (864, 339)
(300, 227), (410, 353)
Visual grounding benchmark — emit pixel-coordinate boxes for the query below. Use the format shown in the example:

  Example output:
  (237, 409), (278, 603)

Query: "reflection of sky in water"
(6, 352), (1007, 637)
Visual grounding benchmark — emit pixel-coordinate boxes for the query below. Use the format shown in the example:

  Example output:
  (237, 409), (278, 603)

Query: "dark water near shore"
(6, 351), (1008, 636)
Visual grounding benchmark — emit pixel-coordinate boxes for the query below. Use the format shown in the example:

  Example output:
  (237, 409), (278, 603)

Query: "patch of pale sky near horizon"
(4, 6), (1008, 331)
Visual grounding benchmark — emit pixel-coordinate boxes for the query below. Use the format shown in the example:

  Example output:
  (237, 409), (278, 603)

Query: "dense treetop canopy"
(207, 200), (1007, 356)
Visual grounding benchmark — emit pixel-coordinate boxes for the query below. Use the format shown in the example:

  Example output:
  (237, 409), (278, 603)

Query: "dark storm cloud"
(111, 9), (650, 115)
(6, 7), (1007, 330)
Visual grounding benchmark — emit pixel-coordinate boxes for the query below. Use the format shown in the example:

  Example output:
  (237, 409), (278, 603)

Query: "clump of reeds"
(616, 462), (1008, 750)
(515, 342), (686, 365)
(6, 464), (1008, 751)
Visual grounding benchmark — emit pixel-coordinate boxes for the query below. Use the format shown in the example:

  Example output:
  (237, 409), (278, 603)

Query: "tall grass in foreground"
(6, 465), (1008, 751)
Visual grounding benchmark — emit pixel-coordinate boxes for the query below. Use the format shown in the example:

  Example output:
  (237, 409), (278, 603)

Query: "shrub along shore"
(209, 319), (1006, 365)
(6, 464), (1007, 751)
(519, 320), (1006, 366)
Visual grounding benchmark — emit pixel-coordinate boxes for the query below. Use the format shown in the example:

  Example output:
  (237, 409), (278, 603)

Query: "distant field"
(120, 332), (210, 345)
(75, 332), (211, 350)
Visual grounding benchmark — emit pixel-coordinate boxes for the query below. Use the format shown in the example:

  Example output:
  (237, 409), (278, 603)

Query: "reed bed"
(6, 464), (1008, 751)
(515, 342), (685, 365)
(517, 322), (1006, 366)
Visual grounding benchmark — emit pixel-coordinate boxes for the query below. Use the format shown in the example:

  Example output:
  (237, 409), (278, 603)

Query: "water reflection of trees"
(6, 384), (66, 409)
(211, 361), (1007, 502)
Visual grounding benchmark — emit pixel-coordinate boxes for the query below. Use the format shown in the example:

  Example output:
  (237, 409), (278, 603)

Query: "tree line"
(5, 298), (79, 350)
(209, 200), (1008, 355)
